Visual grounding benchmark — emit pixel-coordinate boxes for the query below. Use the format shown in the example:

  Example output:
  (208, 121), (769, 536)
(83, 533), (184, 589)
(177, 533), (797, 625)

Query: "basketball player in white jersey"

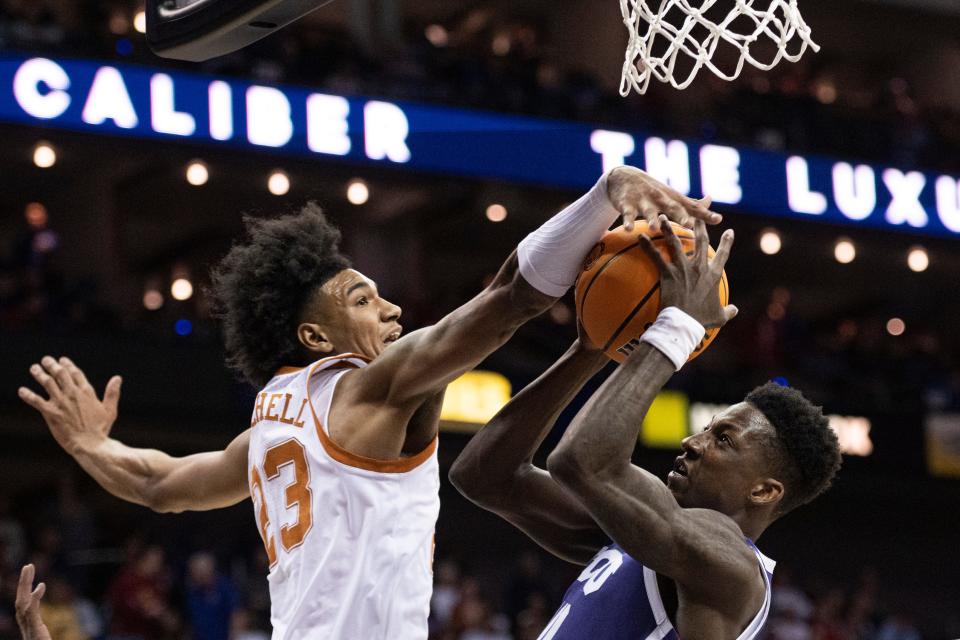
(19, 169), (720, 639)
(451, 218), (843, 639)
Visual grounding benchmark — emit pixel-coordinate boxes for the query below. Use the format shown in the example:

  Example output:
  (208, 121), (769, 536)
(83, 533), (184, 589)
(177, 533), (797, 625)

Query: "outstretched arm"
(450, 338), (609, 564)
(19, 357), (249, 513)
(547, 220), (756, 605)
(335, 169), (719, 456)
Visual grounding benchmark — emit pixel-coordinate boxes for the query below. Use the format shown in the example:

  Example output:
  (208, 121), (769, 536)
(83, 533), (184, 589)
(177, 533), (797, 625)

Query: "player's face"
(313, 269), (403, 359)
(666, 402), (776, 515)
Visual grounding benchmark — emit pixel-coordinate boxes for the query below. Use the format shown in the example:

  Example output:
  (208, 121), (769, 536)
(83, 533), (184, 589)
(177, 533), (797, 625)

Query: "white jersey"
(247, 353), (440, 640)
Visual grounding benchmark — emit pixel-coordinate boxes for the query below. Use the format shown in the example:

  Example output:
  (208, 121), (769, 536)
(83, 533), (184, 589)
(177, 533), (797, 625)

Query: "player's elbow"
(141, 481), (186, 514)
(448, 458), (499, 508)
(546, 448), (587, 490)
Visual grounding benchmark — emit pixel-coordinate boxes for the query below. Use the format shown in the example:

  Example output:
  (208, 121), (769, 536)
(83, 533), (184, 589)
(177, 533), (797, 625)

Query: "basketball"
(575, 221), (729, 363)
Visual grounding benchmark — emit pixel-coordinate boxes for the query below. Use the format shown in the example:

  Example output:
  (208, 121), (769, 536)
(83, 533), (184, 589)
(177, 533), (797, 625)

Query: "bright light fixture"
(834, 238), (856, 264)
(886, 317), (905, 336)
(907, 246), (929, 272)
(486, 204), (507, 222)
(759, 229), (781, 255)
(347, 179), (369, 205)
(33, 142), (57, 168)
(133, 10), (146, 34)
(268, 171), (290, 196)
(186, 161), (208, 186)
(170, 278), (194, 301)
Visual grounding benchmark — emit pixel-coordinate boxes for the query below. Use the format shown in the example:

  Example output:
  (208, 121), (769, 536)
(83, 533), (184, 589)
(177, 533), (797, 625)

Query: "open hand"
(607, 166), (721, 232)
(18, 356), (121, 456)
(15, 565), (51, 640)
(639, 217), (737, 329)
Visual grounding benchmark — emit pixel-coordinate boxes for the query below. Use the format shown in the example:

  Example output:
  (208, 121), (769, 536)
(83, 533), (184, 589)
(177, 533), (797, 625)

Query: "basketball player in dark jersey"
(451, 217), (842, 639)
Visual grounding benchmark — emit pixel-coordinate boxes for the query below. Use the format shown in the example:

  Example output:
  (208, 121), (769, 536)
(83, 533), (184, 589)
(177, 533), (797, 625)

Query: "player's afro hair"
(745, 382), (842, 515)
(208, 203), (351, 388)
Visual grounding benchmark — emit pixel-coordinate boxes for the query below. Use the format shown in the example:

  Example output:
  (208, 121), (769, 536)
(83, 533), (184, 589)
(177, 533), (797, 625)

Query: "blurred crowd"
(4, 201), (959, 420)
(2, 0), (960, 173)
(0, 481), (932, 640)
(0, 203), (117, 335)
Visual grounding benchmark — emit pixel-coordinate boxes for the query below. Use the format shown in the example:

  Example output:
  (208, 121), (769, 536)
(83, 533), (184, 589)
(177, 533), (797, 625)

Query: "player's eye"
(718, 433), (731, 444)
(357, 297), (368, 306)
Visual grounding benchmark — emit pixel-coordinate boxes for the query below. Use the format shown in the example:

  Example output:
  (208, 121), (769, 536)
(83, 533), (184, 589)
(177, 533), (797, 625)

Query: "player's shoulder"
(673, 509), (759, 578)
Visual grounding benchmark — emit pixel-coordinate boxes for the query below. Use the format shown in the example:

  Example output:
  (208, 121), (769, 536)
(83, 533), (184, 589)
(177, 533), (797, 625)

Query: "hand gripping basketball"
(606, 166), (722, 233)
(639, 217), (738, 329)
(575, 217), (734, 363)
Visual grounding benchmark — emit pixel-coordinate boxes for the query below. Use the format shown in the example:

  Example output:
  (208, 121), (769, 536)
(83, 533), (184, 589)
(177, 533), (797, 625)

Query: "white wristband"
(517, 170), (622, 297)
(639, 307), (705, 371)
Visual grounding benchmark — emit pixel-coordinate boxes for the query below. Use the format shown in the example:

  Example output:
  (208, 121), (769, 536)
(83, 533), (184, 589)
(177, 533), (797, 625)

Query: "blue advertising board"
(2, 52), (959, 238)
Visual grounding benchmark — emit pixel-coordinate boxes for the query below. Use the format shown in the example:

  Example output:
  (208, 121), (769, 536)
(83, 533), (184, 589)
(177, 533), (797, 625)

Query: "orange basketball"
(574, 221), (729, 363)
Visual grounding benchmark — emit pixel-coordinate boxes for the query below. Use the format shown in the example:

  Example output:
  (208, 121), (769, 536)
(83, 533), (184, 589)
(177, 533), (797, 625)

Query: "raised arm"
(449, 337), (609, 564)
(546, 219), (756, 604)
(19, 357), (249, 513)
(338, 169), (719, 412)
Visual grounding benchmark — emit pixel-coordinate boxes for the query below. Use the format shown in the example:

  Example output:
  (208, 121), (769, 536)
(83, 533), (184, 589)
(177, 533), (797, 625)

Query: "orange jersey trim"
(306, 354), (437, 474)
(275, 366), (304, 376)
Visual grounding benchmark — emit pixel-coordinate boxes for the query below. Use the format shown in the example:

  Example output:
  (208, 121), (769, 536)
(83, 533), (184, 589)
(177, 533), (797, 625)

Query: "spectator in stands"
(875, 613), (921, 640)
(184, 551), (240, 640)
(429, 559), (462, 636)
(37, 575), (87, 640)
(106, 545), (179, 639)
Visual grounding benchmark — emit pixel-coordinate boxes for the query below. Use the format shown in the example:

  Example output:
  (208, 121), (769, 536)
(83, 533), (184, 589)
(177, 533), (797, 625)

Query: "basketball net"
(619, 0), (820, 96)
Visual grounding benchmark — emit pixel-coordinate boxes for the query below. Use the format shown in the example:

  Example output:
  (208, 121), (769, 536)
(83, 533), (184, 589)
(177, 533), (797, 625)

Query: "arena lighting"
(346, 179), (369, 205)
(491, 33), (511, 56)
(143, 289), (164, 310)
(439, 371), (512, 431)
(759, 228), (781, 255)
(486, 204), (508, 222)
(174, 318), (193, 336)
(886, 317), (906, 336)
(32, 142), (56, 168)
(907, 246), (929, 272)
(268, 170), (290, 195)
(170, 278), (194, 301)
(185, 160), (208, 186)
(25, 202), (48, 228)
(834, 238), (856, 264)
(133, 10), (147, 34)
(424, 24), (448, 47)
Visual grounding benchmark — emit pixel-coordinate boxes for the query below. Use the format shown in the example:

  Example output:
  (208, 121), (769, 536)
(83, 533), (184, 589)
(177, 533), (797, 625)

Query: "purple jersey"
(538, 539), (775, 640)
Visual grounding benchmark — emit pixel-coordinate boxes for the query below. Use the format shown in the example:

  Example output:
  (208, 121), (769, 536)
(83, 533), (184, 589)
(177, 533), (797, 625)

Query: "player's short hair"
(208, 203), (351, 387)
(745, 382), (842, 516)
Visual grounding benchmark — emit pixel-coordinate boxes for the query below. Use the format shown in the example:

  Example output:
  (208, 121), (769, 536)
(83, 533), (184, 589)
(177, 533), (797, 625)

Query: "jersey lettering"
(251, 438), (314, 562)
(250, 466), (278, 566)
(263, 439), (313, 551)
(577, 547), (624, 595)
(251, 392), (308, 428)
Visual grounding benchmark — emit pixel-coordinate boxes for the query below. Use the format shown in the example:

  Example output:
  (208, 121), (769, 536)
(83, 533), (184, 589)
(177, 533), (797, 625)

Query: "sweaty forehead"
(712, 402), (774, 439)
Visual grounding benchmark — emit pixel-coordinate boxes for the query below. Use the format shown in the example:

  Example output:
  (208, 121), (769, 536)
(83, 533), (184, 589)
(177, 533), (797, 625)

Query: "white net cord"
(619, 0), (820, 96)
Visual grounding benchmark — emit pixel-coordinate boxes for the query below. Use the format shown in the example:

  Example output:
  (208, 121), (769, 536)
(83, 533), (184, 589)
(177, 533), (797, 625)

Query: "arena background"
(1, 0), (959, 638)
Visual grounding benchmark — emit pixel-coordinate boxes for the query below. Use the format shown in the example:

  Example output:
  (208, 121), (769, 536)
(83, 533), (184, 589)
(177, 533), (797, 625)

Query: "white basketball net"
(619, 0), (820, 96)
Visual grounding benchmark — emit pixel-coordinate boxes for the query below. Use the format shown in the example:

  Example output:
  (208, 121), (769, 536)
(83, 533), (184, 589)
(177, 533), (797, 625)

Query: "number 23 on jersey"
(250, 438), (314, 566)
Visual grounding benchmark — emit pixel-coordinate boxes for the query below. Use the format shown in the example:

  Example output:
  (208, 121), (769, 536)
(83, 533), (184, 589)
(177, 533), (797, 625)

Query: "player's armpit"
(491, 466), (608, 565)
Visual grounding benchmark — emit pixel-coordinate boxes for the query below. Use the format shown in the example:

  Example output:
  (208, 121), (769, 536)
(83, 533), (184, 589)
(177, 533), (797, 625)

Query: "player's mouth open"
(672, 457), (689, 477)
(383, 329), (402, 344)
